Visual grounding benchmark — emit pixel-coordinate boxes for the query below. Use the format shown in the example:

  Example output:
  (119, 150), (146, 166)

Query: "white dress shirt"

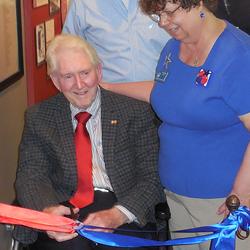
(70, 88), (136, 222)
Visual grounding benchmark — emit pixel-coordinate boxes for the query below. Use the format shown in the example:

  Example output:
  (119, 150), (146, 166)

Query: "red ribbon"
(0, 203), (75, 233)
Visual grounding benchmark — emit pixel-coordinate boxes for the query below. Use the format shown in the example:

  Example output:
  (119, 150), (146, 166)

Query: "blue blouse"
(151, 23), (250, 198)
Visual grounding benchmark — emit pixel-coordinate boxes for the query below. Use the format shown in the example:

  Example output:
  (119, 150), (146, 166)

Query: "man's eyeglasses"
(150, 5), (181, 23)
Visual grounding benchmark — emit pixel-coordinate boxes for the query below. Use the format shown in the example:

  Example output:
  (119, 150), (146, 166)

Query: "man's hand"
(43, 205), (79, 242)
(83, 207), (128, 232)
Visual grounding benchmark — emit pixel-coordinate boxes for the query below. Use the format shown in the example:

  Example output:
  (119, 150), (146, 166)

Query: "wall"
(0, 0), (67, 206)
(0, 1), (27, 247)
(0, 93), (25, 246)
(0, 77), (27, 203)
(23, 1), (64, 105)
(0, 1), (67, 245)
(0, 1), (27, 205)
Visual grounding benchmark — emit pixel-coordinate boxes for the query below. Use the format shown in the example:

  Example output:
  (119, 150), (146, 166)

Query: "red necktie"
(69, 112), (94, 208)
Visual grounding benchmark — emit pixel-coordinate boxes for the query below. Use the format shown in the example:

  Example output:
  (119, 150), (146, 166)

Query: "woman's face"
(157, 1), (203, 43)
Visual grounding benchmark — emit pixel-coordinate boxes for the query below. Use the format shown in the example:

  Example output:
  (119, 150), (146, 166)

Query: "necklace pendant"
(193, 57), (199, 67)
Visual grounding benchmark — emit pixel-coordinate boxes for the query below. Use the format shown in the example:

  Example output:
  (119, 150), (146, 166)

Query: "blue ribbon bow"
(76, 206), (250, 249)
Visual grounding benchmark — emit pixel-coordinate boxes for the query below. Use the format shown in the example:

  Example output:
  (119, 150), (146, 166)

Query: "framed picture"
(49, 0), (60, 15)
(60, 0), (68, 26)
(0, 0), (23, 92)
(33, 0), (49, 8)
(35, 23), (46, 66)
(45, 19), (55, 49)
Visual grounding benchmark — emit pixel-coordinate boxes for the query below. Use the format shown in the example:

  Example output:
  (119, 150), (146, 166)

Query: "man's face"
(51, 48), (102, 109)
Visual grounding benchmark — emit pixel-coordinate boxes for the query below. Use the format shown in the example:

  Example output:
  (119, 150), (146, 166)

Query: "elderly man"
(14, 34), (163, 250)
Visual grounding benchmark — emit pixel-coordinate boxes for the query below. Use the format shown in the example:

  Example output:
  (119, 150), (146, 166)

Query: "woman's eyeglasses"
(150, 5), (181, 23)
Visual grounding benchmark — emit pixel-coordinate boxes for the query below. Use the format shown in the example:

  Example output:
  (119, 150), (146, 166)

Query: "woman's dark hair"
(139, 0), (218, 14)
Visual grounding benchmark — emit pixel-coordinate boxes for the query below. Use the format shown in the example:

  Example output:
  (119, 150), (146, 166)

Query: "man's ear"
(96, 63), (103, 84)
(50, 73), (61, 91)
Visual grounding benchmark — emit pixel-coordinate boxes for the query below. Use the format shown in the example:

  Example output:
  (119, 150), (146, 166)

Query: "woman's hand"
(217, 192), (250, 218)
(217, 200), (229, 217)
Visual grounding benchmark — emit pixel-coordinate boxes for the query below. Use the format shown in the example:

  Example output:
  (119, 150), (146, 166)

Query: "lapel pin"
(195, 68), (212, 87)
(155, 52), (171, 83)
(164, 52), (172, 70)
(111, 120), (118, 125)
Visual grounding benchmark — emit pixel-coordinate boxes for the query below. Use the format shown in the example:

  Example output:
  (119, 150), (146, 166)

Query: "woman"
(103, 0), (250, 249)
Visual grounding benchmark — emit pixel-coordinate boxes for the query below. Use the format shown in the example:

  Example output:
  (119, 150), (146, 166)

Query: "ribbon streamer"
(77, 226), (219, 247)
(0, 203), (75, 233)
(0, 203), (250, 249)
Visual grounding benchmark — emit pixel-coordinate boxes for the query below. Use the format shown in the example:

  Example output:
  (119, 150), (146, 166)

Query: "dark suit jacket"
(14, 88), (163, 244)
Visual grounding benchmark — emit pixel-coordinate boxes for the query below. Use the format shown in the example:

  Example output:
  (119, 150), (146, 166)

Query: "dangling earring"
(200, 11), (205, 18)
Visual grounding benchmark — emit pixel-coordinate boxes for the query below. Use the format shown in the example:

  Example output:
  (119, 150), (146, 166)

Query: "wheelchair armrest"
(155, 202), (171, 221)
(155, 202), (172, 249)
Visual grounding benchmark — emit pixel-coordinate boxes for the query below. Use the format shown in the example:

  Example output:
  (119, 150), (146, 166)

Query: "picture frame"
(45, 19), (55, 49)
(33, 0), (49, 8)
(0, 0), (23, 92)
(60, 0), (68, 26)
(49, 0), (61, 15)
(35, 23), (46, 66)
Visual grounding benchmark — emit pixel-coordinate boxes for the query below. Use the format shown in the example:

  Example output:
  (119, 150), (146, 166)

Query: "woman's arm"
(230, 142), (250, 206)
(100, 80), (154, 103)
(218, 113), (250, 215)
(231, 113), (250, 205)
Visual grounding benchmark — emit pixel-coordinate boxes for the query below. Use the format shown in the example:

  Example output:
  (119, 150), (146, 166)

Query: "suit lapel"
(100, 89), (119, 176)
(54, 94), (77, 176)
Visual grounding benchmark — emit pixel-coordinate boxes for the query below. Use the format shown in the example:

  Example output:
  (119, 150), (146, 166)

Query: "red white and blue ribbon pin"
(196, 68), (212, 87)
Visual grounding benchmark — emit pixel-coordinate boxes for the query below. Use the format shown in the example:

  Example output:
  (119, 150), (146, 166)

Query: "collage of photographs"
(34, 0), (70, 66)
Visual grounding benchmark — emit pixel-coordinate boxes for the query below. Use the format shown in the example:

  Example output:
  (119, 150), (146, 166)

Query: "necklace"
(193, 56), (199, 66)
